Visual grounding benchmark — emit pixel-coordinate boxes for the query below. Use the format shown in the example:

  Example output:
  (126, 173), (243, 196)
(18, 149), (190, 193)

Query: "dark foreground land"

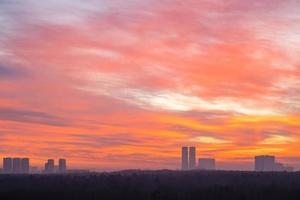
(1, 170), (300, 200)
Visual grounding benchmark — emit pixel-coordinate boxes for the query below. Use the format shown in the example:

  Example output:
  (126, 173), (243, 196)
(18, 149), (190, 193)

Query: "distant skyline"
(0, 0), (300, 170)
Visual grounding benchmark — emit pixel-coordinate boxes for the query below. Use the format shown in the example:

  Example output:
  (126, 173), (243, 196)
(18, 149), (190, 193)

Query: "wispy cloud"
(0, 0), (300, 169)
(0, 108), (69, 127)
(260, 134), (296, 145)
(191, 136), (231, 144)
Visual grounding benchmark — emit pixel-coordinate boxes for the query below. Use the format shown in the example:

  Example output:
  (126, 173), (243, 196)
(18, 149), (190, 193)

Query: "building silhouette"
(198, 158), (216, 170)
(181, 146), (197, 170)
(2, 157), (69, 174)
(255, 155), (275, 171)
(59, 158), (67, 173)
(3, 158), (13, 173)
(43, 159), (68, 174)
(3, 157), (30, 174)
(189, 147), (196, 169)
(21, 158), (30, 174)
(45, 159), (55, 173)
(12, 158), (22, 173)
(181, 147), (189, 170)
(255, 155), (294, 172)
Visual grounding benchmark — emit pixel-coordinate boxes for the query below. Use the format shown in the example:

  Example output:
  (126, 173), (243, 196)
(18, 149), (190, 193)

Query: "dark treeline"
(1, 170), (300, 200)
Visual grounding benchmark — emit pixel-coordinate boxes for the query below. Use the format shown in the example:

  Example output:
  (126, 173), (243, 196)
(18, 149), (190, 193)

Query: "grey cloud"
(0, 64), (29, 80)
(71, 133), (144, 147)
(0, 65), (18, 78)
(0, 108), (68, 127)
(70, 133), (167, 149)
(0, 0), (109, 27)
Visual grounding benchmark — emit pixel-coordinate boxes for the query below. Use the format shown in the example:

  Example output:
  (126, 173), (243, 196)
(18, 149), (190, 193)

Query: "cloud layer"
(0, 0), (300, 170)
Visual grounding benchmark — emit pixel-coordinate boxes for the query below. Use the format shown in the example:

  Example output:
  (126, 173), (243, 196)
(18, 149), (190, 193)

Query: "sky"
(0, 0), (300, 171)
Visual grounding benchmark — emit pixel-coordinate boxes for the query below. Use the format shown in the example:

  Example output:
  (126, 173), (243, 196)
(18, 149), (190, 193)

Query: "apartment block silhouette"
(198, 158), (216, 170)
(189, 147), (196, 169)
(3, 158), (13, 173)
(181, 147), (189, 170)
(2, 157), (30, 174)
(59, 158), (67, 173)
(255, 155), (275, 171)
(181, 146), (197, 170)
(12, 158), (22, 173)
(45, 159), (55, 173)
(21, 158), (30, 173)
(255, 155), (294, 172)
(44, 159), (68, 173)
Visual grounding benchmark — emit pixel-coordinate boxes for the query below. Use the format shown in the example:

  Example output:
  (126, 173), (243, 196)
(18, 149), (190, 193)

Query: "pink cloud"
(0, 0), (300, 170)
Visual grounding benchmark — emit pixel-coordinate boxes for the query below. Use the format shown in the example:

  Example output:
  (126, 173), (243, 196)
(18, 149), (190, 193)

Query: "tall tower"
(3, 158), (13, 173)
(12, 158), (22, 173)
(45, 159), (55, 173)
(21, 158), (30, 174)
(189, 147), (196, 169)
(59, 159), (67, 173)
(181, 147), (189, 170)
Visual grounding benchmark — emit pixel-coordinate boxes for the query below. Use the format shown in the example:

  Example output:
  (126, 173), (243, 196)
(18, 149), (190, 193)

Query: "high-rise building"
(21, 158), (30, 174)
(263, 156), (275, 171)
(198, 158), (216, 170)
(12, 158), (22, 173)
(255, 155), (275, 171)
(44, 162), (49, 173)
(189, 147), (196, 169)
(3, 157), (13, 173)
(45, 159), (55, 173)
(255, 156), (264, 171)
(181, 147), (189, 170)
(59, 159), (67, 173)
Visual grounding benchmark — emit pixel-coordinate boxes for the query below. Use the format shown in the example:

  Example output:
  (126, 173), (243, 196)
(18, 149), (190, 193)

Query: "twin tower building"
(181, 146), (196, 170)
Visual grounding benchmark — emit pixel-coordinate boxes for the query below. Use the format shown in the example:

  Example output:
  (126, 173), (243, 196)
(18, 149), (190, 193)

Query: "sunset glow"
(1, 0), (300, 170)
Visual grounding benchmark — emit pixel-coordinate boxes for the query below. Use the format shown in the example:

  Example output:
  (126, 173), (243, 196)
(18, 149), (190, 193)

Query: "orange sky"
(0, 0), (300, 170)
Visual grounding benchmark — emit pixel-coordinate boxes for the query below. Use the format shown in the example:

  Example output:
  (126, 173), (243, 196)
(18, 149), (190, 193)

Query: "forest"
(0, 170), (300, 200)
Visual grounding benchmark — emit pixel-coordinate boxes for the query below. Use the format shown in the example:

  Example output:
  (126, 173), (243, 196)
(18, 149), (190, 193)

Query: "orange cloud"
(0, 0), (300, 170)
